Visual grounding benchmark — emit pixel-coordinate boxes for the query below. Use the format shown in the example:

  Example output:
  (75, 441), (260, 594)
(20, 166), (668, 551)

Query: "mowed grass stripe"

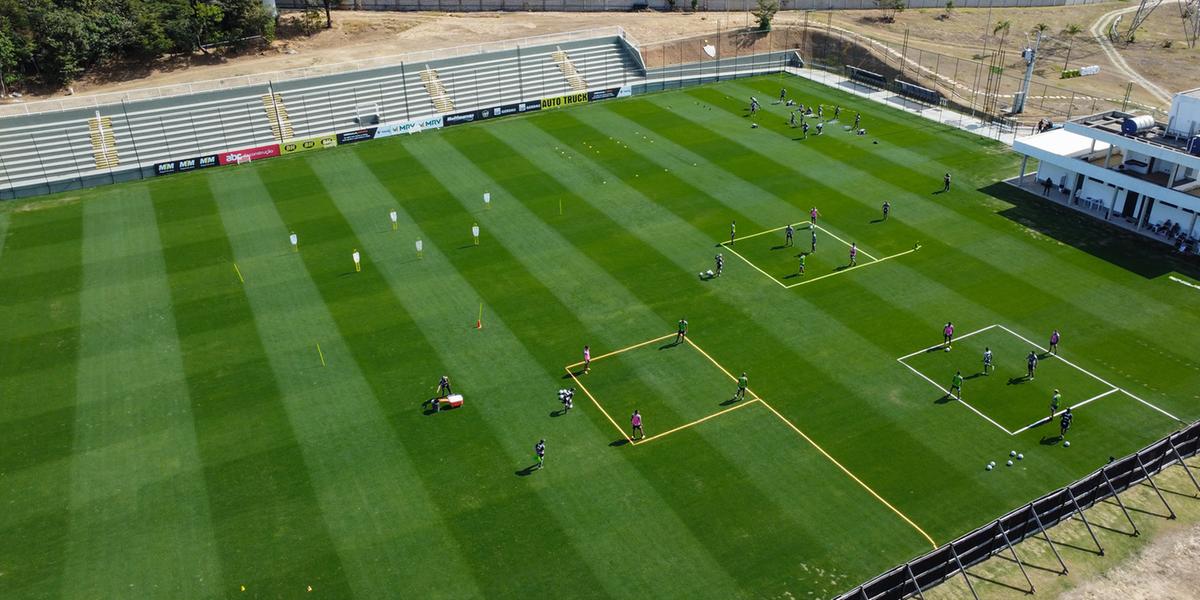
(0, 202), (83, 598)
(679, 82), (1198, 417)
(357, 134), (860, 592)
(303, 147), (653, 597)
(209, 165), (483, 599)
(459, 123), (934, 569)
(150, 178), (353, 597)
(65, 188), (221, 598)
(288, 150), (609, 595)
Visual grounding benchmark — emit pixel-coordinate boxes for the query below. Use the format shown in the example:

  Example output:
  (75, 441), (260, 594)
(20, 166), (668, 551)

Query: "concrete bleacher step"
(261, 93), (294, 141)
(87, 116), (119, 169)
(552, 48), (588, 92)
(419, 67), (455, 113)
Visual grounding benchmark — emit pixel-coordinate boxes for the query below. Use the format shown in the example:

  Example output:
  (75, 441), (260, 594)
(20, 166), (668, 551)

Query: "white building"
(1012, 88), (1200, 247)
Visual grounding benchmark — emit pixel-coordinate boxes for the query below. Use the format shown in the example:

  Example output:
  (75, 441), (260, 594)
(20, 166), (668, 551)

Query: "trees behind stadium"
(0, 0), (275, 90)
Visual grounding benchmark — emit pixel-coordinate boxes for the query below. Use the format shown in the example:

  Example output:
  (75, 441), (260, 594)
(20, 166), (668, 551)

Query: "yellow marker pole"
(233, 263), (244, 283)
(317, 343), (326, 367)
(475, 303), (483, 329)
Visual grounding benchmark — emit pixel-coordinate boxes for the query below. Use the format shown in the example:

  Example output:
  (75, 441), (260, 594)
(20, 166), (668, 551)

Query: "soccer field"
(3, 74), (1199, 599)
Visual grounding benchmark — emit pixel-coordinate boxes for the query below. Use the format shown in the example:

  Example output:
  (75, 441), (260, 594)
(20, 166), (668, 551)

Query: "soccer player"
(982, 347), (993, 375)
(583, 345), (591, 373)
(810, 207), (820, 225)
(1059, 408), (1073, 439)
(675, 318), (689, 344)
(558, 388), (574, 411)
(750, 97), (759, 116)
(801, 120), (809, 139)
(834, 105), (841, 120)
(817, 105), (824, 119)
(943, 322), (954, 349)
(535, 439), (546, 469)
(1026, 350), (1039, 380)
(631, 410), (644, 440)
(849, 243), (858, 267)
(779, 88), (787, 102)
(789, 111), (797, 128)
(949, 370), (963, 400)
(785, 224), (794, 247)
(882, 201), (890, 220)
(815, 122), (824, 135)
(853, 112), (861, 130)
(289, 231), (299, 252)
(437, 375), (452, 397)
(389, 209), (399, 231)
(715, 253), (724, 277)
(1049, 329), (1061, 355)
(730, 220), (736, 245)
(1050, 389), (1062, 420)
(811, 229), (818, 253)
(472, 223), (480, 245)
(734, 372), (749, 402)
(942, 173), (952, 192)
(352, 249), (362, 272)
(797, 253), (806, 275)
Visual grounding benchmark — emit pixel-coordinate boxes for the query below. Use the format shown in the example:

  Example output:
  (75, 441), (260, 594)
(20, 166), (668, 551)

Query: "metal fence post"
(904, 563), (927, 600)
(1100, 470), (1140, 536)
(1029, 502), (1068, 574)
(1168, 439), (1200, 494)
(948, 544), (981, 600)
(1067, 488), (1105, 555)
(1135, 454), (1176, 519)
(996, 520), (1035, 593)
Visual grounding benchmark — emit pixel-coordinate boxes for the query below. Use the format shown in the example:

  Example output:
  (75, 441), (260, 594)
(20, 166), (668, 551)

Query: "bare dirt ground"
(30, 4), (1197, 113)
(1061, 520), (1200, 600)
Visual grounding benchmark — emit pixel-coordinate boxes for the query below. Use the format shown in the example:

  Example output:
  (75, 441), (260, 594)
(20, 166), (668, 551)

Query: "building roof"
(1015, 127), (1109, 158)
(1183, 87), (1200, 99)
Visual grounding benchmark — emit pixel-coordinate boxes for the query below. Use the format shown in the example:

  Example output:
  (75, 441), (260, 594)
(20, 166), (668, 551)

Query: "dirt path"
(1088, 2), (1174, 105)
(1059, 519), (1200, 600)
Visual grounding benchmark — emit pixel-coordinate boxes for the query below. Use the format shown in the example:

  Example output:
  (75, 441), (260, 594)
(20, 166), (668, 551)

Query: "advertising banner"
(539, 92), (589, 110)
(588, 87), (622, 102)
(375, 115), (444, 138)
(336, 128), (377, 145)
(280, 133), (337, 155)
(155, 154), (219, 176)
(444, 101), (542, 127)
(218, 143), (281, 166)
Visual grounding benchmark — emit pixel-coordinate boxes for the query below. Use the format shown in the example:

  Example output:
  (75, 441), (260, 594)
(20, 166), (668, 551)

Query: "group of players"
(750, 89), (865, 139)
(942, 324), (1073, 439)
(722, 206), (876, 277)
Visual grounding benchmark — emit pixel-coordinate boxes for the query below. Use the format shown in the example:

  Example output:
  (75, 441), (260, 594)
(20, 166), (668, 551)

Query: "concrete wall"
(278, 0), (1108, 11)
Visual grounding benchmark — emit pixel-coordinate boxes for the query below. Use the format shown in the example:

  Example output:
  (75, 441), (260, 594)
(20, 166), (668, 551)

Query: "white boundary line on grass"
(897, 357), (1015, 435)
(782, 246), (919, 289)
(1009, 387), (1121, 435)
(721, 244), (788, 289)
(898, 323), (1185, 435)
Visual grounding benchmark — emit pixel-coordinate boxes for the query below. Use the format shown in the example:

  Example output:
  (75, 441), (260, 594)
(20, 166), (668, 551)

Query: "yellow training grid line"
(569, 331), (938, 548)
(756, 398), (939, 549)
(566, 367), (633, 445)
(632, 399), (761, 446)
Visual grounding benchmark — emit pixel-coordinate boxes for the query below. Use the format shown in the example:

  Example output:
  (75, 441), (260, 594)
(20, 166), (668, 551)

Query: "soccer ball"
(1017, 453), (1024, 460)
(944, 347), (950, 352)
(1010, 450), (1017, 457)
(1064, 441), (1071, 448)
(985, 464), (993, 471)
(1006, 460), (1014, 467)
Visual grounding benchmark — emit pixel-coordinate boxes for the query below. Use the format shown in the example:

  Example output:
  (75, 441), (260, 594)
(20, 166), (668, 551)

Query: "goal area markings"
(718, 221), (919, 289)
(896, 324), (1183, 436)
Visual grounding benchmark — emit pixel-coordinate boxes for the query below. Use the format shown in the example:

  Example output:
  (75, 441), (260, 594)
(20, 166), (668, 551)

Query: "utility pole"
(1013, 31), (1041, 114)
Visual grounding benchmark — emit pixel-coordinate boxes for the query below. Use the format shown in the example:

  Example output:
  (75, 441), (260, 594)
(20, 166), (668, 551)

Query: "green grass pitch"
(2, 74), (1198, 599)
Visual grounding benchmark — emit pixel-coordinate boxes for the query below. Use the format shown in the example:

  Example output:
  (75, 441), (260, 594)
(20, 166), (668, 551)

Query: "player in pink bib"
(631, 410), (644, 440)
(943, 322), (954, 349)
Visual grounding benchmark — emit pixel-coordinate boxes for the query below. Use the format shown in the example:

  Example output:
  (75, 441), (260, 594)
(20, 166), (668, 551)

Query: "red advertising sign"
(218, 143), (281, 166)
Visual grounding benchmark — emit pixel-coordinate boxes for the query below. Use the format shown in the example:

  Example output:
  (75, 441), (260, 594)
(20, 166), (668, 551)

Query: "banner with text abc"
(375, 115), (444, 138)
(280, 133), (338, 155)
(217, 143), (281, 166)
(155, 154), (219, 176)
